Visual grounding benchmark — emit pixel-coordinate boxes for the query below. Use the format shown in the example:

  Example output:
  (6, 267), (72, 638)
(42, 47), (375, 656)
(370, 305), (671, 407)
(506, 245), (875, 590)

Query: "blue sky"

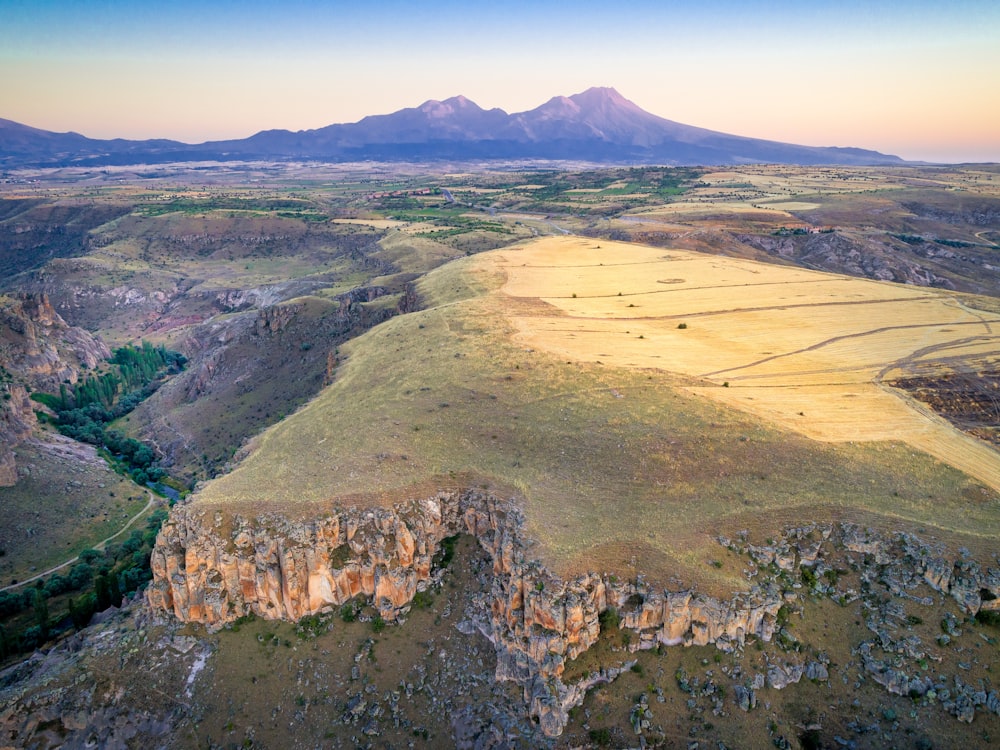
(2, 0), (998, 161)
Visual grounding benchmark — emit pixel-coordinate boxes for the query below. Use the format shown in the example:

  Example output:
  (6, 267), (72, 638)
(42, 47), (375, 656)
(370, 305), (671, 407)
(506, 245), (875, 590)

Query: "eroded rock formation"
(149, 490), (783, 736)
(0, 292), (110, 485)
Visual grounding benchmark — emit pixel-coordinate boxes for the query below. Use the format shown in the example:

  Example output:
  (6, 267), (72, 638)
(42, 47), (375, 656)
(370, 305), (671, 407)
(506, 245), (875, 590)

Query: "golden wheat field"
(499, 236), (1000, 491)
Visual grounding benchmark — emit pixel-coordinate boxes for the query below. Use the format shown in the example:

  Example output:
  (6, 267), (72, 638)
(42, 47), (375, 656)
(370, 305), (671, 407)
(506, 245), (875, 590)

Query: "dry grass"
(504, 237), (1000, 492)
(193, 236), (999, 592)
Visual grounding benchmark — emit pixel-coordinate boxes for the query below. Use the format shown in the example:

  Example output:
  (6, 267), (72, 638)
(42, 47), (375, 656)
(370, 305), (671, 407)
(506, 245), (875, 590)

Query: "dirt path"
(0, 491), (159, 593)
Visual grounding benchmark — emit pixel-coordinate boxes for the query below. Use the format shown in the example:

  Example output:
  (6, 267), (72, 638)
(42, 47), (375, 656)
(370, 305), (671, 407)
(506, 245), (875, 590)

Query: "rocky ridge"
(150, 489), (1000, 738)
(149, 490), (785, 736)
(0, 292), (109, 485)
(722, 522), (1000, 727)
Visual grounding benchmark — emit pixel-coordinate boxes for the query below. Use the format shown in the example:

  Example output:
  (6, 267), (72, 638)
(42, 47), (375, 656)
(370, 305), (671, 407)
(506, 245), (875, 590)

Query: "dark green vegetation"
(33, 342), (185, 485)
(0, 509), (166, 662)
(507, 167), (700, 206)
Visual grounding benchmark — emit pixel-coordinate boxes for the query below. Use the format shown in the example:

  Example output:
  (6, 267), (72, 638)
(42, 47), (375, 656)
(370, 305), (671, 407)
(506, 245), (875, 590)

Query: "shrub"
(434, 535), (459, 569)
(412, 590), (434, 609)
(976, 609), (1000, 628)
(588, 727), (611, 746)
(599, 607), (620, 630)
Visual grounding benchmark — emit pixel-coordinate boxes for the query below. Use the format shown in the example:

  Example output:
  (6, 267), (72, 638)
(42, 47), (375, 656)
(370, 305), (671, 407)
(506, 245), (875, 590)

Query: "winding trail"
(0, 491), (159, 593)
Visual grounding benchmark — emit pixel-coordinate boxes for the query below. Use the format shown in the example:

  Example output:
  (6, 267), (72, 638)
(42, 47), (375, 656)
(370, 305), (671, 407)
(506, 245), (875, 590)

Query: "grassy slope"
(0, 437), (149, 583)
(195, 241), (997, 593)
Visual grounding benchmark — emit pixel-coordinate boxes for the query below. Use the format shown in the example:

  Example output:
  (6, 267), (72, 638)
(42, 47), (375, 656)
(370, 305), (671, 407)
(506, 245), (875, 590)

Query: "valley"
(1, 161), (999, 749)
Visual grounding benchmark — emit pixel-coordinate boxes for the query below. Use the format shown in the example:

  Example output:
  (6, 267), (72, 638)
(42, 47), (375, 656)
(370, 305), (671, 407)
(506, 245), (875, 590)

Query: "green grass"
(0, 440), (150, 584)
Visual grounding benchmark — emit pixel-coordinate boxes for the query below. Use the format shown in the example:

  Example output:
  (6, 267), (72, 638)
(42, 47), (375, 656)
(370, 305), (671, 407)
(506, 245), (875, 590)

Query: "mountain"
(0, 88), (904, 167)
(0, 117), (192, 167)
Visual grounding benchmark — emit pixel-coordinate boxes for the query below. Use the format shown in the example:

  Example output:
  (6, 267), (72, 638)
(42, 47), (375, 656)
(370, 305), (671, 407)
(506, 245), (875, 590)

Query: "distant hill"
(0, 87), (905, 167)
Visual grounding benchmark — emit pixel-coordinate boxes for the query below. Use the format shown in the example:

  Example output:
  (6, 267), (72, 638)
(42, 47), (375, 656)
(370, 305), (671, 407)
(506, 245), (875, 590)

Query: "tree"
(68, 594), (96, 630)
(109, 574), (122, 608)
(32, 589), (49, 639)
(95, 575), (111, 611)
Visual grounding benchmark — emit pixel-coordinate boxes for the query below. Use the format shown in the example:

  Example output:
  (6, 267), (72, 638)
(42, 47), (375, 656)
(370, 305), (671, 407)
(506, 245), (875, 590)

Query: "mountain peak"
(572, 86), (627, 101)
(568, 86), (643, 114)
(0, 87), (906, 167)
(416, 95), (486, 118)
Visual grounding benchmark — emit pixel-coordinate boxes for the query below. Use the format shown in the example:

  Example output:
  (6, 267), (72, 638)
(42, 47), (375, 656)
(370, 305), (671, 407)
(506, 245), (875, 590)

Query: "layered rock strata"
(149, 490), (782, 736)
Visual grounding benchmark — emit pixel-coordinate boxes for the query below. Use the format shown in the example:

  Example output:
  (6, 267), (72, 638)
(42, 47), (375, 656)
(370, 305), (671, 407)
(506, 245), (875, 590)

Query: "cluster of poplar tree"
(53, 341), (185, 412)
(34, 342), (185, 484)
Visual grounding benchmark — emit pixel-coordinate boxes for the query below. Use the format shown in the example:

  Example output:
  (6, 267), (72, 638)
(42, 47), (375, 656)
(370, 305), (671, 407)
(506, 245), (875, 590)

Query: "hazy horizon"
(2, 0), (998, 164)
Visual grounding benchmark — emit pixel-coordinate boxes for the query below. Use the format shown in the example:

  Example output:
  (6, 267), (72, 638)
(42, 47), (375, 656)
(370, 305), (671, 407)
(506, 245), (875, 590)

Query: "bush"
(68, 562), (93, 589)
(434, 535), (459, 569)
(599, 607), (620, 630)
(20, 625), (44, 651)
(0, 590), (26, 618)
(976, 609), (1000, 628)
(412, 590), (434, 609)
(43, 573), (71, 597)
(68, 593), (97, 630)
(588, 727), (612, 746)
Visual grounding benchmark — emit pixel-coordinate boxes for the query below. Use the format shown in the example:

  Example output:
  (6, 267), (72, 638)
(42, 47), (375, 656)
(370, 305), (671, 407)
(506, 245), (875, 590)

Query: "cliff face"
(0, 292), (110, 485)
(148, 490), (782, 736)
(149, 489), (1000, 735)
(0, 384), (33, 485)
(0, 292), (110, 390)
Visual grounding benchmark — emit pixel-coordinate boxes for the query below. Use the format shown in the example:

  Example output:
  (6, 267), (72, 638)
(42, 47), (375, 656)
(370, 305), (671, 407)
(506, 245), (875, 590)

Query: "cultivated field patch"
(502, 237), (1000, 492)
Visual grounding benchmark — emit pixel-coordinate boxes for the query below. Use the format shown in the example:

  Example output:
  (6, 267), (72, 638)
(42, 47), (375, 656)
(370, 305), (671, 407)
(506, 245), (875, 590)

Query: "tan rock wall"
(149, 490), (783, 736)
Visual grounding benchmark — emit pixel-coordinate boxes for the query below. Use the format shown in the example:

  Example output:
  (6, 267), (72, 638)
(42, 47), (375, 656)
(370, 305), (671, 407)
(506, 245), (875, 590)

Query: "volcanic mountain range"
(1, 86), (903, 167)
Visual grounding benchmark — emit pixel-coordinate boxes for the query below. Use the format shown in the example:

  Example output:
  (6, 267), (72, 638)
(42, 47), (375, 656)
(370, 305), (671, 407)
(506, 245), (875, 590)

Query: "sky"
(1, 0), (998, 163)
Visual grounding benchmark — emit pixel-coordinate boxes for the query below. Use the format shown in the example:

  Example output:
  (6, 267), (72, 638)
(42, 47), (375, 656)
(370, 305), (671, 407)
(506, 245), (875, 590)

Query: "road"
(0, 491), (160, 593)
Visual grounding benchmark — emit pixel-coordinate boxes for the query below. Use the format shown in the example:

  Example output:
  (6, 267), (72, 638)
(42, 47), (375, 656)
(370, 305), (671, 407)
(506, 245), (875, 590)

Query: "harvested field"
(503, 237), (1000, 492)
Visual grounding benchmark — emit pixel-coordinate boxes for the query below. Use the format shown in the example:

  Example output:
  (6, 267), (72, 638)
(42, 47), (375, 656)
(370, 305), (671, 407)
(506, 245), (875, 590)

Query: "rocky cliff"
(0, 292), (110, 485)
(0, 384), (33, 485)
(149, 490), (783, 736)
(0, 292), (109, 389)
(150, 487), (1000, 736)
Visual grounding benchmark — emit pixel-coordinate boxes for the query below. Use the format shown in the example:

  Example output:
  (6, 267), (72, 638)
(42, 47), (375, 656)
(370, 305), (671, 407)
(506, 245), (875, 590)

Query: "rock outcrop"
(0, 292), (109, 390)
(0, 384), (33, 485)
(149, 490), (782, 736)
(0, 292), (110, 485)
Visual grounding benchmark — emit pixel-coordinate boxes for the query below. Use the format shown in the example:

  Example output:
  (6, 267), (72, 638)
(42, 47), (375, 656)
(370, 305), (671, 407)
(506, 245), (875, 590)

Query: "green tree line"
(0, 509), (167, 661)
(32, 342), (185, 485)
